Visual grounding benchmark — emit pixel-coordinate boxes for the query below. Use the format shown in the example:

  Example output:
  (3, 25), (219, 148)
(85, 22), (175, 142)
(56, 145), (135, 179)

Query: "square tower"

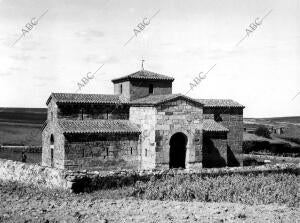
(111, 69), (174, 101)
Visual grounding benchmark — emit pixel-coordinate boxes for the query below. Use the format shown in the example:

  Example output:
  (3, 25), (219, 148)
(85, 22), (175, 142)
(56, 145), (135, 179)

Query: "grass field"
(0, 149), (41, 163)
(0, 122), (42, 146)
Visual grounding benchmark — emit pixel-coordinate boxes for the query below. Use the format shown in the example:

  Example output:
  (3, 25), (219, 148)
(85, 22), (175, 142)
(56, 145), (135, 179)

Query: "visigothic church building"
(42, 68), (244, 170)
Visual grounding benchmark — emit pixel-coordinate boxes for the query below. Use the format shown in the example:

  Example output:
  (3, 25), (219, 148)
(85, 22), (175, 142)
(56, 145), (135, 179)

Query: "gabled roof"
(46, 93), (129, 105)
(111, 69), (174, 83)
(197, 99), (244, 108)
(202, 119), (229, 132)
(58, 119), (140, 134)
(129, 94), (204, 107)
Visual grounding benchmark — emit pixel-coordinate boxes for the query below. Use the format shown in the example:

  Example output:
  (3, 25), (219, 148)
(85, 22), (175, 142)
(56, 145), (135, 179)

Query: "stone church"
(42, 69), (244, 170)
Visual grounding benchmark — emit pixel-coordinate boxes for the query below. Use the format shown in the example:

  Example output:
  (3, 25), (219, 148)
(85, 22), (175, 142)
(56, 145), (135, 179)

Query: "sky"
(0, 0), (299, 118)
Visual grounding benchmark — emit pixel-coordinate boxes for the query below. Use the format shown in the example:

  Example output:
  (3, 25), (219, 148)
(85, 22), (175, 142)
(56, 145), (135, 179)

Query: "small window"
(149, 84), (153, 94)
(145, 149), (147, 157)
(120, 84), (123, 94)
(50, 112), (53, 121)
(130, 147), (133, 155)
(81, 108), (84, 120)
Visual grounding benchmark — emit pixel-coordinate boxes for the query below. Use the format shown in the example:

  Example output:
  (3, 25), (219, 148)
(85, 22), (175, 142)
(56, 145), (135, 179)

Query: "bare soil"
(0, 182), (299, 223)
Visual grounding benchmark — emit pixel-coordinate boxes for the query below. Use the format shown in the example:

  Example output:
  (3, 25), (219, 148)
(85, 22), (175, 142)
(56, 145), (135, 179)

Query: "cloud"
(0, 66), (24, 76)
(11, 54), (31, 61)
(9, 66), (22, 71)
(84, 55), (119, 64)
(33, 75), (56, 81)
(18, 40), (40, 52)
(0, 71), (11, 76)
(102, 56), (119, 64)
(75, 29), (105, 40)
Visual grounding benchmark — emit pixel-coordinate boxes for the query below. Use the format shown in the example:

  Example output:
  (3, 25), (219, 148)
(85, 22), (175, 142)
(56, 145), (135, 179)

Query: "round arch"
(169, 132), (188, 169)
(50, 134), (54, 145)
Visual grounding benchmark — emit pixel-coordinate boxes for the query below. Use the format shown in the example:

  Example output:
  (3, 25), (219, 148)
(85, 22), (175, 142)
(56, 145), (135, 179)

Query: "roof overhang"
(201, 119), (229, 132)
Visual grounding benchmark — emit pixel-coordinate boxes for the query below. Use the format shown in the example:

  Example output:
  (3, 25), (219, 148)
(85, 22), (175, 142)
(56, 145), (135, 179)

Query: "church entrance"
(169, 132), (187, 169)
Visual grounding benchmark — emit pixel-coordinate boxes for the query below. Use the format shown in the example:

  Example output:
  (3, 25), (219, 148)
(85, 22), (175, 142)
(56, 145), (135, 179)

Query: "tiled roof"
(46, 93), (129, 105)
(58, 120), (140, 134)
(111, 70), (174, 83)
(197, 99), (244, 108)
(130, 94), (204, 107)
(201, 119), (229, 132)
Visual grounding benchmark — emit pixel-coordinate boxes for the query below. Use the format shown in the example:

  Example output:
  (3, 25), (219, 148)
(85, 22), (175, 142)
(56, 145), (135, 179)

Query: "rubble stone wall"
(42, 100), (65, 169)
(0, 159), (69, 190)
(203, 132), (227, 167)
(64, 134), (140, 171)
(203, 107), (243, 166)
(0, 159), (298, 193)
(57, 104), (129, 120)
(129, 80), (172, 100)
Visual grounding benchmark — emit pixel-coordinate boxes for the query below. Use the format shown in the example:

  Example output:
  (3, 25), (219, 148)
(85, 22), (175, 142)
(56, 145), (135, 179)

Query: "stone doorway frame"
(169, 132), (188, 168)
(165, 129), (193, 169)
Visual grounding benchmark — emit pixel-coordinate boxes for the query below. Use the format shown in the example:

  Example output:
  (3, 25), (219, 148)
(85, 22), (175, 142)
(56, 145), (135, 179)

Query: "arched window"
(50, 134), (54, 167)
(50, 134), (54, 145)
(149, 84), (153, 94)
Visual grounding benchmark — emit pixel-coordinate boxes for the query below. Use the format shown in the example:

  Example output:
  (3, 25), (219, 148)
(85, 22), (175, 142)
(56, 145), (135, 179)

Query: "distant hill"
(245, 116), (300, 124)
(0, 107), (47, 124)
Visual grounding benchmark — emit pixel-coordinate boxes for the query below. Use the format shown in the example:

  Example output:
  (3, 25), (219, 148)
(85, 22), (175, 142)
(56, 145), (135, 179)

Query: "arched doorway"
(169, 132), (187, 168)
(50, 134), (54, 167)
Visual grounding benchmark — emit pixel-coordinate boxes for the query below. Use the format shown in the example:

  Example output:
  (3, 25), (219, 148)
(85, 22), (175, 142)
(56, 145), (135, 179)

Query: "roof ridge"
(111, 69), (174, 83)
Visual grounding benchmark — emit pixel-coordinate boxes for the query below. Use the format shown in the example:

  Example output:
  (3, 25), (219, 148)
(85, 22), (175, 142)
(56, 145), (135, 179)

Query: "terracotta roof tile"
(58, 120), (140, 134)
(197, 99), (244, 108)
(111, 70), (174, 83)
(47, 93), (129, 105)
(202, 119), (229, 132)
(129, 94), (204, 106)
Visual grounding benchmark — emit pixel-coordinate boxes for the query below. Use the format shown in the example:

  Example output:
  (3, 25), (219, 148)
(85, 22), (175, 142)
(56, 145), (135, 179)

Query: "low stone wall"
(66, 163), (300, 193)
(0, 159), (70, 190)
(0, 158), (299, 193)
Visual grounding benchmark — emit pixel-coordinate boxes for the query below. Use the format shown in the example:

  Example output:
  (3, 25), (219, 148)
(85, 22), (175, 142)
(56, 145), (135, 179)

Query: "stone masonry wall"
(0, 159), (70, 190)
(57, 104), (129, 120)
(64, 134), (140, 171)
(42, 99), (65, 169)
(203, 107), (243, 166)
(129, 80), (172, 100)
(129, 107), (157, 169)
(203, 132), (227, 168)
(155, 99), (203, 170)
(114, 81), (131, 99)
(1, 159), (298, 193)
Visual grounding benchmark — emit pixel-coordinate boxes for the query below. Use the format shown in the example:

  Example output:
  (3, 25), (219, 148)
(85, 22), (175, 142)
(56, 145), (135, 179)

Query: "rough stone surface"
(130, 107), (156, 169)
(0, 158), (298, 192)
(64, 134), (140, 170)
(0, 182), (299, 223)
(0, 159), (68, 190)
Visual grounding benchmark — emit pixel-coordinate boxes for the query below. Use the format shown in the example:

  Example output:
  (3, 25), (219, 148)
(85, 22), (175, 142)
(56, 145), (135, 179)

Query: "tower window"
(81, 108), (84, 120)
(120, 84), (123, 94)
(149, 84), (153, 94)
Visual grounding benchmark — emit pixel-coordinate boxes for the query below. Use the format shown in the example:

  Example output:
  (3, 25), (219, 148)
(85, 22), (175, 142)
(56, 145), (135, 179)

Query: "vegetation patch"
(131, 172), (299, 207)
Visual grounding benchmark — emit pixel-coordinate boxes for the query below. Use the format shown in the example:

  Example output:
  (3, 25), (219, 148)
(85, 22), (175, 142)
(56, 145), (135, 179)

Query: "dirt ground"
(0, 182), (299, 223)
